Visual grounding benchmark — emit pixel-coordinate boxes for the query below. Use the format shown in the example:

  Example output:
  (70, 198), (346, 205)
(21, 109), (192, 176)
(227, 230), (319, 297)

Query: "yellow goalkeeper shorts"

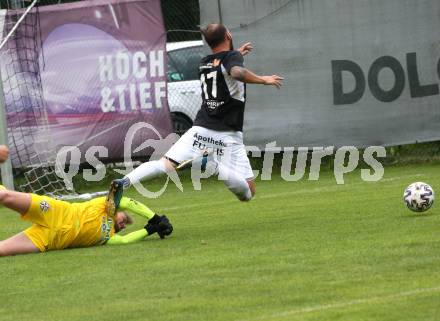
(22, 194), (79, 252)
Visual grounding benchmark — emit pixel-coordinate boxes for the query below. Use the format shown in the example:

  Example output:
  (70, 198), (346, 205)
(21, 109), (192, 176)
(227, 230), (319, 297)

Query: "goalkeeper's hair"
(120, 211), (134, 225)
(200, 23), (228, 48)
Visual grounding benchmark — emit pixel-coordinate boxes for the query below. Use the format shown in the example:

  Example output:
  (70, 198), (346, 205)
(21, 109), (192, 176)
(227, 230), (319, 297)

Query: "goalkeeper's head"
(114, 211), (133, 233)
(0, 145), (9, 164)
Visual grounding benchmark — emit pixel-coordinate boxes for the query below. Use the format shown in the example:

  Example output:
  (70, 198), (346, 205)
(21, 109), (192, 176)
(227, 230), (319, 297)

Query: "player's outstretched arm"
(230, 66), (283, 89)
(237, 42), (253, 56)
(107, 229), (148, 245)
(119, 197), (155, 220)
(118, 197), (174, 239)
(107, 215), (173, 245)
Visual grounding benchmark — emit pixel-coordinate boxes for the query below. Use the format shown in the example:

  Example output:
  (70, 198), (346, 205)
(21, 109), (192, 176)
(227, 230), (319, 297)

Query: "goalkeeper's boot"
(109, 178), (129, 209)
(106, 179), (125, 217)
(145, 214), (173, 239)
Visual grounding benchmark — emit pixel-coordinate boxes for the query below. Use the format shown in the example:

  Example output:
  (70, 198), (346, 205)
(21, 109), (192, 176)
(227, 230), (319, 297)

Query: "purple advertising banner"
(3, 0), (173, 167)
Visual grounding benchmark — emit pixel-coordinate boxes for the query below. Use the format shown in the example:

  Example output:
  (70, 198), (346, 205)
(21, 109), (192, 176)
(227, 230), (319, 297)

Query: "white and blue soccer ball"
(403, 182), (434, 213)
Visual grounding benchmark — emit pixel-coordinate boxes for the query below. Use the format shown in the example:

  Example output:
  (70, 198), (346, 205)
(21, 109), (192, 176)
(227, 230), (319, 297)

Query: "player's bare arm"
(237, 42), (254, 56)
(230, 66), (284, 89)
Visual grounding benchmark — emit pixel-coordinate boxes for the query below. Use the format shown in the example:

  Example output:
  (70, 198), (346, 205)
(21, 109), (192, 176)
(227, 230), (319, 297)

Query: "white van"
(166, 40), (204, 135)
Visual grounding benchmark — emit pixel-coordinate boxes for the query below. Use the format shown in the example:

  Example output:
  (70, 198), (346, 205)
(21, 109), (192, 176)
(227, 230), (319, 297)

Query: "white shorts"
(165, 126), (254, 180)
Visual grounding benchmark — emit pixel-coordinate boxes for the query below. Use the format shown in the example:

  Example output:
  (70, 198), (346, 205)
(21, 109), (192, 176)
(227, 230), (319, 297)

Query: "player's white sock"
(125, 160), (167, 186)
(218, 164), (253, 202)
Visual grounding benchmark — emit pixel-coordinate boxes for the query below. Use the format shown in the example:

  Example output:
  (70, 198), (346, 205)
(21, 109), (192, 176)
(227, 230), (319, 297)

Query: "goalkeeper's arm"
(111, 197), (173, 241)
(107, 229), (148, 245)
(118, 197), (155, 219)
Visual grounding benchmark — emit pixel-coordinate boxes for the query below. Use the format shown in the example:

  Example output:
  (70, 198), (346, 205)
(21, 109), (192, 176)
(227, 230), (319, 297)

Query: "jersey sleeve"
(223, 50), (244, 74)
(118, 197), (155, 220)
(106, 229), (148, 245)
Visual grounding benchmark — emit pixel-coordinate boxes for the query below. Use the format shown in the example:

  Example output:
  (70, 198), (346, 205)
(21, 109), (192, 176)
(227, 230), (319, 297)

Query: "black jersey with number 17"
(193, 50), (246, 132)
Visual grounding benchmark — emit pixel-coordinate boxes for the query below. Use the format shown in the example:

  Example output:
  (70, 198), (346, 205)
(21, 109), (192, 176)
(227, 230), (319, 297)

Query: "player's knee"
(238, 193), (253, 202)
(225, 177), (255, 202)
(241, 180), (255, 201)
(240, 183), (256, 202)
(235, 186), (253, 202)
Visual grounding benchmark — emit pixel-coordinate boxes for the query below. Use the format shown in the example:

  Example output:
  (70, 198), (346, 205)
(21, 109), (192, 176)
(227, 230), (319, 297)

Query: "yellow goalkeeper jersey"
(23, 195), (115, 251)
(68, 197), (116, 248)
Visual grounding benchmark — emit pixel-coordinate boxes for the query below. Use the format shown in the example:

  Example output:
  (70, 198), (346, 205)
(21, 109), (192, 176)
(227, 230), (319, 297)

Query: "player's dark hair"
(200, 23), (228, 48)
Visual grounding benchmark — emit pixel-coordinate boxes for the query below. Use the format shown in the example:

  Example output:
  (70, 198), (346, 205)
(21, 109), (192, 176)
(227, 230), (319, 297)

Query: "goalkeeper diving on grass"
(0, 183), (173, 256)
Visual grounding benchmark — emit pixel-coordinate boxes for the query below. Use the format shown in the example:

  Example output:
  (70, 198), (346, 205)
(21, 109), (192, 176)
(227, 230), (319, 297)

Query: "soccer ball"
(403, 182), (434, 212)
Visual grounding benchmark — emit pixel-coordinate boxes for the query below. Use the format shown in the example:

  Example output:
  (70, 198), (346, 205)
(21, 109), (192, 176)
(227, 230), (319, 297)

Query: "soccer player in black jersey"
(111, 23), (283, 203)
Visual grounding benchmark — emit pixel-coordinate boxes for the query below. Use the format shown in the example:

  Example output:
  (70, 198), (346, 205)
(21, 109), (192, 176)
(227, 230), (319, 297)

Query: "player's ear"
(226, 30), (232, 41)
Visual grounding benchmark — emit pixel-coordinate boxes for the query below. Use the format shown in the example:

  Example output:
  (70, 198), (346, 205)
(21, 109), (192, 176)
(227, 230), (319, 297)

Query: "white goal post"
(0, 0), (38, 51)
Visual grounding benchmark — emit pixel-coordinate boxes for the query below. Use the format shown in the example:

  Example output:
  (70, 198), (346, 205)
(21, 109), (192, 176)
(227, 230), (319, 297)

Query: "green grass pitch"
(0, 163), (439, 321)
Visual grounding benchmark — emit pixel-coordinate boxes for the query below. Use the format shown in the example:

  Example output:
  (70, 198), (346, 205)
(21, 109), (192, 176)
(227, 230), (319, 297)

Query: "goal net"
(0, 0), (73, 196)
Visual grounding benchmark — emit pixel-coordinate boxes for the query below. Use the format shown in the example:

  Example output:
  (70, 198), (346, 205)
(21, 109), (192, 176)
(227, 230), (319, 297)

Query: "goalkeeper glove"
(145, 214), (173, 239)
